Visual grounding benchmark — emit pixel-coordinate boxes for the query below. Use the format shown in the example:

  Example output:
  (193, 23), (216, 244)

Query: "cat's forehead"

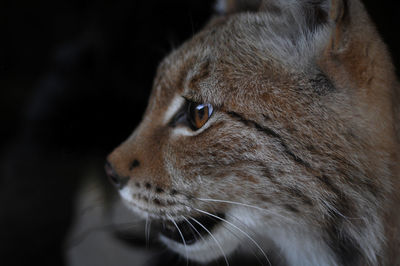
(152, 12), (326, 109)
(159, 12), (326, 70)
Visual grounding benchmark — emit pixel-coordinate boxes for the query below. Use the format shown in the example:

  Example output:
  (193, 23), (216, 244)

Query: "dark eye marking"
(227, 111), (312, 169)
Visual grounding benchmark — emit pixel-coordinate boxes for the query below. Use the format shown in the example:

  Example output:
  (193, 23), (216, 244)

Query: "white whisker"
(145, 216), (149, 248)
(181, 216), (204, 243)
(321, 200), (362, 221)
(182, 216), (225, 263)
(189, 216), (230, 266)
(224, 212), (271, 265)
(146, 219), (152, 246)
(199, 203), (269, 265)
(196, 197), (293, 223)
(166, 214), (189, 266)
(193, 208), (271, 266)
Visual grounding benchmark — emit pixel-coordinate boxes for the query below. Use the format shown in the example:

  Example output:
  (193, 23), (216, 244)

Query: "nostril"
(129, 159), (140, 170)
(105, 161), (128, 189)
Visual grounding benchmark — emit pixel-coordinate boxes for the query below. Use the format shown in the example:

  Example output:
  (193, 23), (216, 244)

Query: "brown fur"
(107, 0), (400, 265)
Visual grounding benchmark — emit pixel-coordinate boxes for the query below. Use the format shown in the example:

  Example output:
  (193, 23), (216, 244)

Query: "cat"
(106, 0), (400, 265)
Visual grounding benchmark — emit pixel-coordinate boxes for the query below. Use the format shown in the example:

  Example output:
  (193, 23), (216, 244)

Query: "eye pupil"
(196, 105), (206, 120)
(188, 102), (213, 130)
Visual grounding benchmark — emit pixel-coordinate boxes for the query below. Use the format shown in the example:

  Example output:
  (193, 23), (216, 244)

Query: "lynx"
(106, 0), (400, 265)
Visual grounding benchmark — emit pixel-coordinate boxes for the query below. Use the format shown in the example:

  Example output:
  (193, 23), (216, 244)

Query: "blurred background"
(1, 1), (399, 266)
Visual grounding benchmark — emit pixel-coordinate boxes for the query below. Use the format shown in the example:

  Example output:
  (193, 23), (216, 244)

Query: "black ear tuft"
(303, 0), (330, 29)
(215, 0), (263, 14)
(216, 0), (343, 31)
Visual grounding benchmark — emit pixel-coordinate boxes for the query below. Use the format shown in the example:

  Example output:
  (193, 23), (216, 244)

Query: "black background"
(1, 1), (399, 266)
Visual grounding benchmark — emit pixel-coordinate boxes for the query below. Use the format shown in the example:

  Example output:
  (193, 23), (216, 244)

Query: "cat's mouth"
(159, 213), (225, 245)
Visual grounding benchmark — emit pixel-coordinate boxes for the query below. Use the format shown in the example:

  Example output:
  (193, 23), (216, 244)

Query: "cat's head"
(106, 0), (397, 264)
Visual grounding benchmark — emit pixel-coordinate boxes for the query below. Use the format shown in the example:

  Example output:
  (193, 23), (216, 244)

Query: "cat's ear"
(215, 0), (347, 33)
(215, 0), (263, 14)
(215, 0), (350, 52)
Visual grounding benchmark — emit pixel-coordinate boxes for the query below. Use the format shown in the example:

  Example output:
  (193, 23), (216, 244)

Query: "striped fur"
(107, 0), (400, 265)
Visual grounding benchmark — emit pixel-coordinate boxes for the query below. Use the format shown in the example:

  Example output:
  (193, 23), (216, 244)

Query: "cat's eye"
(169, 100), (214, 131)
(188, 102), (214, 130)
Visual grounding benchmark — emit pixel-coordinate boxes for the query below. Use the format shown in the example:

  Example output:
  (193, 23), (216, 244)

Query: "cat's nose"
(105, 161), (129, 189)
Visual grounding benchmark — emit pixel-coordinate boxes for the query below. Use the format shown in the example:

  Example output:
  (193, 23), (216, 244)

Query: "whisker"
(193, 203), (268, 266)
(145, 219), (152, 248)
(189, 216), (230, 266)
(145, 195), (153, 248)
(193, 208), (271, 266)
(166, 214), (189, 266)
(145, 216), (149, 248)
(197, 196), (361, 227)
(321, 200), (362, 221)
(196, 198), (292, 222)
(183, 216), (232, 264)
(181, 216), (203, 243)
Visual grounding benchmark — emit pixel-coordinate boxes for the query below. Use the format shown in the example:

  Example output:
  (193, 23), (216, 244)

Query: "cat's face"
(106, 0), (398, 265)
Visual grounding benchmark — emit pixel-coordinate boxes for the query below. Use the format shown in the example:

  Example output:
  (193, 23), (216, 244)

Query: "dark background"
(1, 1), (399, 266)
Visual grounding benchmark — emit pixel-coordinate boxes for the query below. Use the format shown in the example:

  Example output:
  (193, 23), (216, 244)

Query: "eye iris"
(189, 103), (213, 130)
(194, 105), (209, 128)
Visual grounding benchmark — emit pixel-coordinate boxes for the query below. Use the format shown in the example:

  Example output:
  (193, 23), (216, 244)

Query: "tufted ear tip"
(214, 0), (350, 48)
(214, 0), (262, 15)
(214, 0), (227, 14)
(329, 0), (347, 22)
(214, 0), (347, 29)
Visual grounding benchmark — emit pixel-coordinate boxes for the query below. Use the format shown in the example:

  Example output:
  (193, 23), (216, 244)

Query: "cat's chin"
(158, 217), (240, 263)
